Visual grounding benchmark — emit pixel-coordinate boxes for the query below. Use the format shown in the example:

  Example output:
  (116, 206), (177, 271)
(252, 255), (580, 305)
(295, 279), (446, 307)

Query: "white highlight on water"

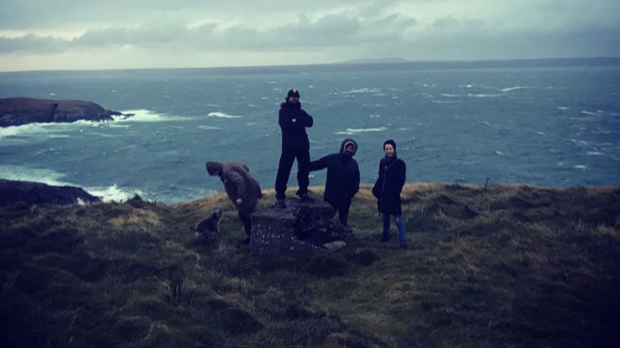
(115, 109), (191, 122)
(334, 127), (387, 135)
(198, 125), (222, 130)
(0, 165), (139, 202)
(207, 112), (242, 119)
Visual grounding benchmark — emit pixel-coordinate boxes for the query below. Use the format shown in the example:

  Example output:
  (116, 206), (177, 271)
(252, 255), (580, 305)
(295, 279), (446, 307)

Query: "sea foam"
(334, 127), (387, 135)
(207, 112), (242, 119)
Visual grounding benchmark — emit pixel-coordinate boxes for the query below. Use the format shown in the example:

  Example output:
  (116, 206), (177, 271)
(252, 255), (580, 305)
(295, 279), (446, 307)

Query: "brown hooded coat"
(206, 161), (263, 216)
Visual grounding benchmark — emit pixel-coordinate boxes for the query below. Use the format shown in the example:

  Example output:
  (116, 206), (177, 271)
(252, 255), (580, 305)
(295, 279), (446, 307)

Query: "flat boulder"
(0, 179), (100, 207)
(250, 198), (352, 256)
(0, 97), (126, 127)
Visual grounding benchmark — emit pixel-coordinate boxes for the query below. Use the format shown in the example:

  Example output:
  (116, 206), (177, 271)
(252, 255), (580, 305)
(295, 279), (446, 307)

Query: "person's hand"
(236, 198), (243, 205)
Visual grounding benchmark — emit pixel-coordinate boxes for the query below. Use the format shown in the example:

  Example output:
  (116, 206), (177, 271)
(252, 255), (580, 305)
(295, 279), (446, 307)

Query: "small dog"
(190, 209), (223, 239)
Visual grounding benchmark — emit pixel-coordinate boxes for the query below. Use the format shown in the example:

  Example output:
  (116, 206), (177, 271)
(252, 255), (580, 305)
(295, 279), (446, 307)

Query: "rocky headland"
(0, 97), (127, 127)
(0, 178), (100, 207)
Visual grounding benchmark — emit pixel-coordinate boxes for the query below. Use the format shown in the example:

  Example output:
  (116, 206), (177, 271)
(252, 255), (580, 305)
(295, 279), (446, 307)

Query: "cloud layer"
(1, 0), (619, 71)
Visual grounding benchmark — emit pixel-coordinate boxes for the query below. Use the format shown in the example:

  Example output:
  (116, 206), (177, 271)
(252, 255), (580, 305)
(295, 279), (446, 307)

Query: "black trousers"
(238, 211), (251, 237)
(333, 202), (351, 227)
(275, 150), (310, 199)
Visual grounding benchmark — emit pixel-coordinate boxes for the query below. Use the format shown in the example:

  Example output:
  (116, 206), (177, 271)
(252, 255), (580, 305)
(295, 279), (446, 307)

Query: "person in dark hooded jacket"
(206, 161), (263, 244)
(372, 139), (408, 249)
(308, 138), (360, 226)
(274, 88), (314, 208)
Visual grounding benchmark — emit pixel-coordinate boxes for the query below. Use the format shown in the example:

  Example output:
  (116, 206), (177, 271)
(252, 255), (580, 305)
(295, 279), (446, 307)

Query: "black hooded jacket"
(279, 100), (314, 152)
(308, 139), (360, 209)
(372, 154), (406, 215)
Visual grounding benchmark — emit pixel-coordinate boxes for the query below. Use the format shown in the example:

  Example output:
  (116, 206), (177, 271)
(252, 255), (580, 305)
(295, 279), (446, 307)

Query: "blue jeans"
(383, 213), (407, 244)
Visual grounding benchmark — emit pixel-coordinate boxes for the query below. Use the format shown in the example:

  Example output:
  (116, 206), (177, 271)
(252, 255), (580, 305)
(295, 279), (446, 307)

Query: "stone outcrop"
(0, 97), (125, 127)
(0, 179), (101, 207)
(250, 198), (352, 256)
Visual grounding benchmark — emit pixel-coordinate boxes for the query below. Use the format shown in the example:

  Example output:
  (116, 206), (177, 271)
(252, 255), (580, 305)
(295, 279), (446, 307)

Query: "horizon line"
(1, 56), (620, 74)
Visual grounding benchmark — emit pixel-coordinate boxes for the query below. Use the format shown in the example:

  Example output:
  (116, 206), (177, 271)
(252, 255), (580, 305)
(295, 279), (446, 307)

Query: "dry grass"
(1, 184), (619, 348)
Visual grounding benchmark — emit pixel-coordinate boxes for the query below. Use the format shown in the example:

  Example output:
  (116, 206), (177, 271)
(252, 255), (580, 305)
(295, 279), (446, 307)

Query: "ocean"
(1, 61), (619, 203)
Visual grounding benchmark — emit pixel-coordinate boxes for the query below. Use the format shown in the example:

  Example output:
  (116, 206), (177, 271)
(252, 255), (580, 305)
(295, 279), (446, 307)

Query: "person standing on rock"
(274, 88), (314, 208)
(372, 139), (408, 250)
(206, 161), (263, 244)
(308, 138), (360, 226)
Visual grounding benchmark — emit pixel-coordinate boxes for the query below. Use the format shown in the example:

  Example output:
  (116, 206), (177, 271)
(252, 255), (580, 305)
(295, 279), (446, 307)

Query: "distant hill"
(1, 183), (619, 347)
(337, 57), (411, 65)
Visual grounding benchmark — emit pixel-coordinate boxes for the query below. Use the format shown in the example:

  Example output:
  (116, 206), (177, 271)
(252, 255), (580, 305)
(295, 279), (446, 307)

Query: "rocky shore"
(0, 97), (127, 127)
(0, 179), (100, 207)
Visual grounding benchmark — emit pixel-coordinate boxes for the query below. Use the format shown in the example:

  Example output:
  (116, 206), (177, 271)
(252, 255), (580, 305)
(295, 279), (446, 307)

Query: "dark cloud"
(0, 12), (417, 53)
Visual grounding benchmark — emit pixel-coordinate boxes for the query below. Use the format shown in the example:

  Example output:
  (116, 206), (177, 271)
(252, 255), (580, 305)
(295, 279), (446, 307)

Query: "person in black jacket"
(372, 139), (408, 250)
(274, 89), (314, 208)
(308, 138), (360, 226)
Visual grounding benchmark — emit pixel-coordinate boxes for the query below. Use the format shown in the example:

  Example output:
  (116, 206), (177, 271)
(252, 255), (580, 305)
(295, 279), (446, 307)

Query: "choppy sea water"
(1, 63), (619, 203)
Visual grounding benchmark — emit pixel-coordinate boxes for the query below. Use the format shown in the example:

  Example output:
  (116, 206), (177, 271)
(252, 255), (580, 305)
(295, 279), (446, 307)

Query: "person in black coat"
(274, 89), (314, 208)
(308, 138), (360, 226)
(372, 139), (408, 249)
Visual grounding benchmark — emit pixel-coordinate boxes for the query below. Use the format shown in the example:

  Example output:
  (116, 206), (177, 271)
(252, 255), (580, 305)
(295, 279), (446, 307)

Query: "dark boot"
(378, 232), (390, 242)
(274, 198), (287, 208)
(299, 193), (314, 203)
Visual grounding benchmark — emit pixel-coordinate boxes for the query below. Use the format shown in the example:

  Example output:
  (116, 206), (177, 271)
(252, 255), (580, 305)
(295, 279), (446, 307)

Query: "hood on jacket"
(280, 100), (302, 109)
(340, 138), (358, 157)
(206, 161), (223, 176)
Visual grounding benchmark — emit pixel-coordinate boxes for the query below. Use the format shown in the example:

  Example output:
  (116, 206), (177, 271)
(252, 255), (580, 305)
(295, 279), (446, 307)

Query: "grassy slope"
(1, 184), (619, 348)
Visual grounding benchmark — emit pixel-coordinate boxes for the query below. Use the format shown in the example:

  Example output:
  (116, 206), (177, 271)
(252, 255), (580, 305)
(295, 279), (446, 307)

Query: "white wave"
(440, 93), (460, 97)
(536, 131), (546, 136)
(334, 127), (387, 135)
(581, 111), (601, 117)
(494, 151), (506, 156)
(432, 100), (462, 104)
(558, 106), (570, 110)
(46, 134), (71, 138)
(574, 165), (587, 171)
(0, 165), (140, 202)
(481, 122), (492, 126)
(587, 152), (605, 156)
(369, 114), (382, 118)
(468, 93), (503, 98)
(198, 125), (222, 130)
(343, 88), (382, 94)
(114, 109), (190, 123)
(85, 184), (141, 202)
(0, 165), (69, 186)
(0, 119), (95, 139)
(207, 111), (242, 119)
(501, 86), (530, 92)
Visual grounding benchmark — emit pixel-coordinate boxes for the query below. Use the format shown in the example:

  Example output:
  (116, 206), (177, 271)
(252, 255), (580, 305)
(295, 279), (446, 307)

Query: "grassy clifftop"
(1, 183), (619, 348)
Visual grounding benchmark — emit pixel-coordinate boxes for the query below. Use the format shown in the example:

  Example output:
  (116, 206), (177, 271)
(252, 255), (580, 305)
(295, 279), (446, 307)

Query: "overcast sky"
(0, 0), (619, 71)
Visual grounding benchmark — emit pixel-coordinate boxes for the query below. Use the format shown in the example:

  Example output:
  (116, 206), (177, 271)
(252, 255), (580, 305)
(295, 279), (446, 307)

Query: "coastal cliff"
(0, 97), (123, 127)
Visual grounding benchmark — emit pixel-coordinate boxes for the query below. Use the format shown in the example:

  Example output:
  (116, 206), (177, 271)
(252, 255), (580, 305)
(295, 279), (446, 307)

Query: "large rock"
(250, 198), (352, 256)
(0, 97), (124, 127)
(0, 179), (101, 207)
